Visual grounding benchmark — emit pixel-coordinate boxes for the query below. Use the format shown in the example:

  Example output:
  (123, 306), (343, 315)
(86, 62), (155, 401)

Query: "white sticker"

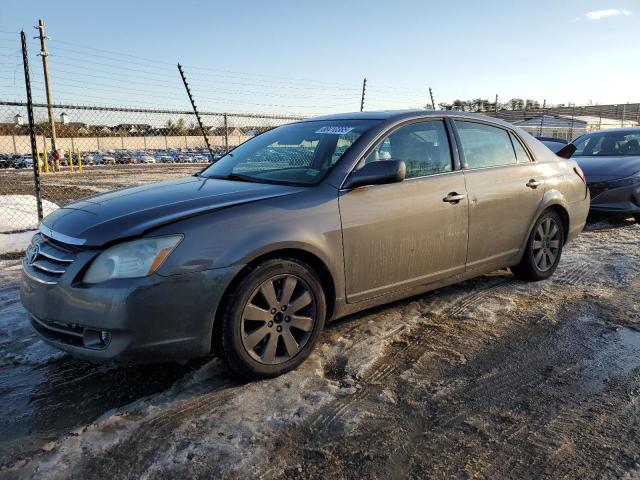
(315, 126), (354, 135)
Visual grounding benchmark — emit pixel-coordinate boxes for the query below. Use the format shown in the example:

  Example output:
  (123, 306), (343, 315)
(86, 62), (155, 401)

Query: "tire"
(219, 258), (326, 379)
(512, 210), (565, 281)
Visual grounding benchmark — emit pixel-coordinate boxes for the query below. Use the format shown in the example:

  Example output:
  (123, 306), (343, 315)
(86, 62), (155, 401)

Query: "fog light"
(100, 331), (112, 346)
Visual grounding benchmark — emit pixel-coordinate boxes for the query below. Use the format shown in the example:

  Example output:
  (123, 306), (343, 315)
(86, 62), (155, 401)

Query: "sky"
(1, 0), (639, 117)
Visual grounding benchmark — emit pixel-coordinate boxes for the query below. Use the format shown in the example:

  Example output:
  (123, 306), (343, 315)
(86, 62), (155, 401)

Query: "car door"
(453, 120), (546, 272)
(339, 119), (468, 303)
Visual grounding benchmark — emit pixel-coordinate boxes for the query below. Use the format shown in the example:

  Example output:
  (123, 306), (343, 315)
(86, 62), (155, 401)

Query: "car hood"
(575, 156), (640, 183)
(41, 176), (304, 247)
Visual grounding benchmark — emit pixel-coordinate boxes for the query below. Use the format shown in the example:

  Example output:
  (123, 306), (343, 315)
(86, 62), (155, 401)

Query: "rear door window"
(455, 121), (517, 169)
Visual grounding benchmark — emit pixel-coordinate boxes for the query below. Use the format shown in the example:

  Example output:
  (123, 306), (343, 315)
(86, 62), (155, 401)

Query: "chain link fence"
(483, 103), (640, 141)
(2, 99), (640, 235)
(0, 101), (301, 233)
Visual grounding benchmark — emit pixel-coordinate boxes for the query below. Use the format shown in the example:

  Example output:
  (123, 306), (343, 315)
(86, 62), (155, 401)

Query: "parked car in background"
(158, 155), (175, 163)
(193, 155), (209, 163)
(116, 155), (134, 165)
(536, 136), (568, 154)
(16, 155), (41, 169)
(139, 155), (156, 164)
(102, 156), (116, 165)
(571, 128), (640, 222)
(21, 111), (589, 379)
(177, 155), (194, 163)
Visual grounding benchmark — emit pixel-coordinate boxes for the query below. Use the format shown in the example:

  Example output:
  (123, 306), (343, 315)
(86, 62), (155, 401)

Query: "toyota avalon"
(21, 111), (590, 378)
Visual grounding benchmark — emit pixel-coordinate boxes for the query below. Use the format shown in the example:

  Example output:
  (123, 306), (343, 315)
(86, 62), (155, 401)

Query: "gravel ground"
(0, 217), (639, 479)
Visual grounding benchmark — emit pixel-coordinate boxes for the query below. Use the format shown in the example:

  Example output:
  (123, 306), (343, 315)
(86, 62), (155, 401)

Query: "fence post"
(569, 105), (576, 140)
(77, 147), (82, 173)
(12, 134), (17, 154)
(96, 134), (100, 151)
(21, 30), (43, 221)
(223, 113), (229, 153)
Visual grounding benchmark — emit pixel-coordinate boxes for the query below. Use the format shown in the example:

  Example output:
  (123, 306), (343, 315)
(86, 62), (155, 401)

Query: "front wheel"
(219, 258), (326, 379)
(512, 210), (565, 281)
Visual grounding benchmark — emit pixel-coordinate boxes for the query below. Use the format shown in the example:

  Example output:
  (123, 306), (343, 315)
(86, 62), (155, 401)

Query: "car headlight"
(83, 235), (182, 284)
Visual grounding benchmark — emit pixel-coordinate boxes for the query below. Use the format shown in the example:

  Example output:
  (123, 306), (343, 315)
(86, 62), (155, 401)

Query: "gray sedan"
(572, 128), (640, 222)
(20, 111), (590, 378)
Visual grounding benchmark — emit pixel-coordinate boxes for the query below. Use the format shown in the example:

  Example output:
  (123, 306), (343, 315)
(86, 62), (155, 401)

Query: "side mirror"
(343, 160), (406, 189)
(556, 143), (577, 159)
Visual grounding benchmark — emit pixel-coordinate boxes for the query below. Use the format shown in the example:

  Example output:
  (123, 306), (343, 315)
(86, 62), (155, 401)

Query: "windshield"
(573, 131), (640, 157)
(200, 120), (379, 185)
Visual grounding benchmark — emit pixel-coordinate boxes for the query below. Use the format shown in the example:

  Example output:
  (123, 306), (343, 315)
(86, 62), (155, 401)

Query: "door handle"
(526, 179), (542, 189)
(443, 192), (466, 203)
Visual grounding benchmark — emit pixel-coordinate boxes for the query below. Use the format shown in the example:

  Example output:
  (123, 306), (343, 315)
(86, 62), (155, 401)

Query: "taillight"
(574, 166), (586, 184)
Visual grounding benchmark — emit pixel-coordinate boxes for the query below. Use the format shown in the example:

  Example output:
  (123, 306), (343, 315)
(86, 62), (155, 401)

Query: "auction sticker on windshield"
(315, 126), (354, 135)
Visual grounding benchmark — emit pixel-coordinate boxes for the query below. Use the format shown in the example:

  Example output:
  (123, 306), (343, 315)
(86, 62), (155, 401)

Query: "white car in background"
(139, 155), (156, 164)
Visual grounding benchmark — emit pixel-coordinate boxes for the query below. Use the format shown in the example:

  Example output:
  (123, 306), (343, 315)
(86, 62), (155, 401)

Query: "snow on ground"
(0, 218), (639, 479)
(0, 195), (58, 234)
(0, 230), (36, 254)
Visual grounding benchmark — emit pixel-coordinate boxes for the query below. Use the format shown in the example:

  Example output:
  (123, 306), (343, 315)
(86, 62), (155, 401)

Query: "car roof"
(580, 127), (640, 135)
(297, 109), (514, 127)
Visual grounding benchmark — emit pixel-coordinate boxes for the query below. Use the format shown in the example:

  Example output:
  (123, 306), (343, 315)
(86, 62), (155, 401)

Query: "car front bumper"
(20, 261), (243, 364)
(589, 182), (640, 214)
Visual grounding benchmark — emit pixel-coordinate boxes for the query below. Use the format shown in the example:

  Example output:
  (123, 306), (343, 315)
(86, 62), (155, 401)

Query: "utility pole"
(429, 87), (436, 110)
(36, 19), (58, 171)
(359, 77), (367, 112)
(494, 94), (499, 113)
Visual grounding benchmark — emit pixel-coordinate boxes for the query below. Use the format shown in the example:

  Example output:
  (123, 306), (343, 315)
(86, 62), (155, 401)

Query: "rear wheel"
(512, 210), (565, 281)
(219, 258), (326, 379)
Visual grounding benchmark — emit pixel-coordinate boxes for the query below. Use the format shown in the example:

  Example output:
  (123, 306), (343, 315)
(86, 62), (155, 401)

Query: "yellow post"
(36, 150), (41, 174)
(68, 148), (74, 173)
(43, 148), (49, 173)
(77, 147), (83, 173)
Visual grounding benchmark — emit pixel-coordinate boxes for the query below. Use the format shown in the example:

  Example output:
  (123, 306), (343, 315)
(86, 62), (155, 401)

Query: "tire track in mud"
(43, 377), (241, 480)
(300, 275), (518, 438)
(267, 226), (640, 479)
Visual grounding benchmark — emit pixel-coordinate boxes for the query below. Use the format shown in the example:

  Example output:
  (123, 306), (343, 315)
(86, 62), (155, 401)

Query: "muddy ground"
(0, 164), (202, 205)
(0, 217), (639, 479)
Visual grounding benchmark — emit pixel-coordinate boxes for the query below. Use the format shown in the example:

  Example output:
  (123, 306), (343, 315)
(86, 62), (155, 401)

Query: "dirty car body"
(21, 111), (590, 377)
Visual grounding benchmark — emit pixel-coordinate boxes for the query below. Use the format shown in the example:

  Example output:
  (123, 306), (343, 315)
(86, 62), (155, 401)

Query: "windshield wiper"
(205, 173), (268, 184)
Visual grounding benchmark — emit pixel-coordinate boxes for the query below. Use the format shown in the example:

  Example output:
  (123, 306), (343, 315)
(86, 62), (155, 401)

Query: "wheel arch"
(210, 247), (337, 352)
(520, 196), (571, 255)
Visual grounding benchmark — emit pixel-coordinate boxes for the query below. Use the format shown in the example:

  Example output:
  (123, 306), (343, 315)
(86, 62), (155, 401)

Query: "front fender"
(150, 184), (345, 296)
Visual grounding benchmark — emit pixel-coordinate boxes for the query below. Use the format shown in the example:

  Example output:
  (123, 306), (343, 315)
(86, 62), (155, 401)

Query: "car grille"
(23, 233), (77, 285)
(588, 182), (609, 200)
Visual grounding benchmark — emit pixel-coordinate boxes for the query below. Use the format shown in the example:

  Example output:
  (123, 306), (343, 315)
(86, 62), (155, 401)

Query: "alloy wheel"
(240, 274), (316, 365)
(532, 217), (561, 272)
